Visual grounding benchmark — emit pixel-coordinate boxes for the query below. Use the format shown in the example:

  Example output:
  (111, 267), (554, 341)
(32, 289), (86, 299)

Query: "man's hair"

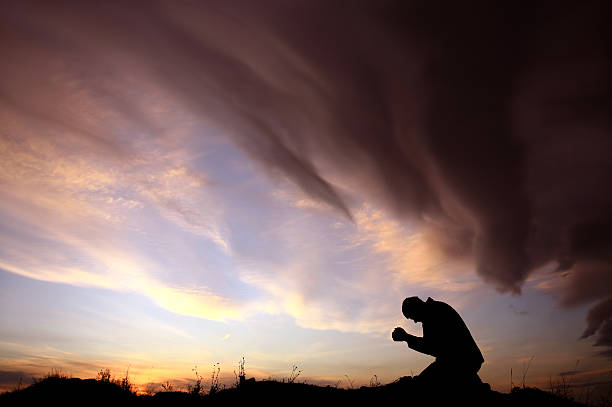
(402, 296), (422, 318)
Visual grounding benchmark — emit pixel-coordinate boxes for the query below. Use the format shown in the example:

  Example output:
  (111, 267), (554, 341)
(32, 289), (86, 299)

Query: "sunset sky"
(1, 1), (611, 394)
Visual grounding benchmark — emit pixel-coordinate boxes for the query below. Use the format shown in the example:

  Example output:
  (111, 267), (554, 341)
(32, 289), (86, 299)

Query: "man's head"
(402, 296), (426, 322)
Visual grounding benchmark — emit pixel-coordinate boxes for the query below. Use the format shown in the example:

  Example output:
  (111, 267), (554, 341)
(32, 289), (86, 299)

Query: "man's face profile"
(403, 309), (421, 323)
(402, 297), (423, 323)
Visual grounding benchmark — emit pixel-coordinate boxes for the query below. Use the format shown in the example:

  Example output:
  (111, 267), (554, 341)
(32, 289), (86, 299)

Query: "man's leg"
(415, 360), (443, 383)
(418, 361), (468, 386)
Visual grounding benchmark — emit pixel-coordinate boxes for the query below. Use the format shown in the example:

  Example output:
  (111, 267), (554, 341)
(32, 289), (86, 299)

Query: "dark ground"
(0, 375), (589, 407)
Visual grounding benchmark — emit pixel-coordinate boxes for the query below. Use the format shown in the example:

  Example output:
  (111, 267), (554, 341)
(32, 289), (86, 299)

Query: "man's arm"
(392, 327), (437, 357)
(405, 334), (436, 357)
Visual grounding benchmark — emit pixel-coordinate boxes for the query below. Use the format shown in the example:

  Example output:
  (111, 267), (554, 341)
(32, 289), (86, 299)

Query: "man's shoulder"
(425, 297), (459, 316)
(426, 297), (450, 308)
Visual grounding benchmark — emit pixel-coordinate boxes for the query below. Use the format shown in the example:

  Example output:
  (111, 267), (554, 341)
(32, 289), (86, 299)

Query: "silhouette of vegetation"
(96, 368), (111, 382)
(234, 356), (246, 388)
(287, 364), (301, 384)
(42, 368), (70, 380)
(3, 295), (609, 406)
(545, 360), (612, 407)
(13, 377), (24, 392)
(116, 367), (134, 393)
(208, 363), (222, 395)
(369, 375), (381, 388)
(344, 374), (355, 390)
(188, 365), (203, 396)
(2, 368), (606, 407)
(160, 380), (174, 392)
(521, 356), (535, 389)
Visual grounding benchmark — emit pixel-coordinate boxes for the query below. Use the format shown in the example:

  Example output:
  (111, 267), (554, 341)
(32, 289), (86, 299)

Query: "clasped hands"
(392, 327), (416, 343)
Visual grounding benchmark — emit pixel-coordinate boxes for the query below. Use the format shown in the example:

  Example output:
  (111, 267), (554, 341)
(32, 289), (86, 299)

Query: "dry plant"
(521, 356), (535, 389)
(160, 380), (174, 392)
(189, 365), (204, 396)
(234, 357), (246, 388)
(94, 367), (133, 393)
(96, 368), (111, 382)
(549, 374), (572, 400)
(548, 360), (580, 402)
(510, 355), (535, 392)
(344, 374), (355, 389)
(12, 377), (24, 392)
(114, 366), (134, 393)
(287, 364), (302, 384)
(45, 368), (70, 380)
(209, 363), (221, 395)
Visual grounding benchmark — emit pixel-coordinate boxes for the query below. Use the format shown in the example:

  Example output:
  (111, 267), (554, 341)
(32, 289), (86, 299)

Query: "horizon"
(1, 0), (611, 396)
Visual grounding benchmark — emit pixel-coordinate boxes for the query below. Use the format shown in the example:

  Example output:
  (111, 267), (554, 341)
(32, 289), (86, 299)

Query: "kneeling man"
(392, 296), (484, 385)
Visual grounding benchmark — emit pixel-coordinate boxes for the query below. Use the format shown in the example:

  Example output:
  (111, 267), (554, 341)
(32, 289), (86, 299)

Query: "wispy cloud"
(0, 114), (241, 321)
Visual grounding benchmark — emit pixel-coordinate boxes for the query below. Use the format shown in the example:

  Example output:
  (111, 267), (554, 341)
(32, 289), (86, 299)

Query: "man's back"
(422, 297), (484, 370)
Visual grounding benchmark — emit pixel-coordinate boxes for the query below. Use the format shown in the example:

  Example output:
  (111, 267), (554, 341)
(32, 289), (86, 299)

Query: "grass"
(42, 368), (71, 380)
(94, 366), (134, 393)
(546, 360), (612, 407)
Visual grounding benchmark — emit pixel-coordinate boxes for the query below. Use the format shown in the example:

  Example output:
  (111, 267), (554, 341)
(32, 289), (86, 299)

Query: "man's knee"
(419, 362), (479, 381)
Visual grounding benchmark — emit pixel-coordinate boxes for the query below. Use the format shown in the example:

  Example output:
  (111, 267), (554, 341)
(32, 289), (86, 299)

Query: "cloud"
(350, 204), (479, 292)
(232, 199), (479, 334)
(0, 125), (242, 321)
(1, 1), (611, 352)
(581, 297), (612, 357)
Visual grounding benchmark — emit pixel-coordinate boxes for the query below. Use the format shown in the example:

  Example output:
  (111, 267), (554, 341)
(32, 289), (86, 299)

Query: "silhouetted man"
(392, 296), (484, 386)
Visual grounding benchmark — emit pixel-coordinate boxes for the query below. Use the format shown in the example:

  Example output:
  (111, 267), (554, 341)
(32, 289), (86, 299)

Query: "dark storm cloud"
(582, 297), (612, 353)
(1, 1), (611, 352)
